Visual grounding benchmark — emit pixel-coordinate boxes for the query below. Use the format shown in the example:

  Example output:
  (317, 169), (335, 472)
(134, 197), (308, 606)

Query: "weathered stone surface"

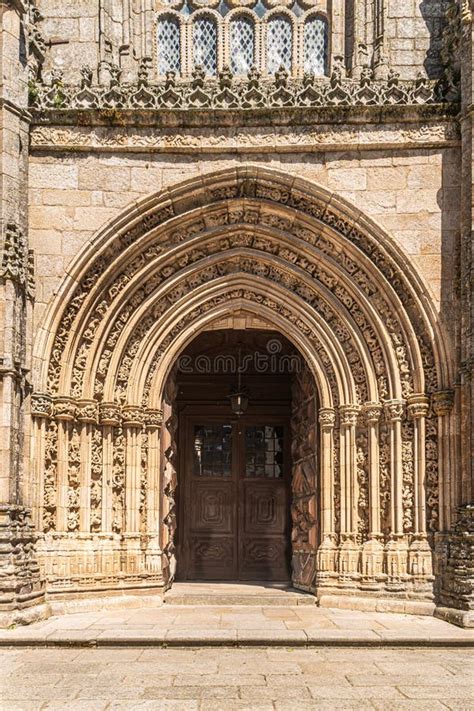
(0, 0), (471, 629)
(0, 645), (473, 709)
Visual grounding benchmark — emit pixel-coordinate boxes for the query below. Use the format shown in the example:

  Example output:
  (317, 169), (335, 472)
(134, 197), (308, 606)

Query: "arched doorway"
(166, 328), (318, 586)
(29, 166), (454, 612)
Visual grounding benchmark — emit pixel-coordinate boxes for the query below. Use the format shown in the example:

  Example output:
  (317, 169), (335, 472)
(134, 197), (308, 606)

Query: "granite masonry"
(0, 0), (472, 627)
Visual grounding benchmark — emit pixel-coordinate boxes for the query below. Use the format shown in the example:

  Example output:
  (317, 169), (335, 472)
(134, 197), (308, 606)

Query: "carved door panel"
(183, 422), (237, 580)
(181, 417), (290, 581)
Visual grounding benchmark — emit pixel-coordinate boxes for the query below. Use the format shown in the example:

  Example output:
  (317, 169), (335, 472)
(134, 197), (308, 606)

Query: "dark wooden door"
(180, 416), (291, 581)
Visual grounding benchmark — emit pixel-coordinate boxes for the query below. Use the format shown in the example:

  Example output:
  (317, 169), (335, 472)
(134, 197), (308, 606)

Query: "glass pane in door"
(245, 425), (284, 478)
(193, 424), (232, 477)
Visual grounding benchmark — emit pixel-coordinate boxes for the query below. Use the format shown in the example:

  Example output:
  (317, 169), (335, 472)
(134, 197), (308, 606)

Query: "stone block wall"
(34, 0), (449, 84)
(27, 145), (460, 356)
(385, 0), (450, 79)
(38, 0), (99, 81)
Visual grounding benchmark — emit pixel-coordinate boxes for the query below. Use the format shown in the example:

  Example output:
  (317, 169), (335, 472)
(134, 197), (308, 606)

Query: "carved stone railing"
(28, 64), (447, 113)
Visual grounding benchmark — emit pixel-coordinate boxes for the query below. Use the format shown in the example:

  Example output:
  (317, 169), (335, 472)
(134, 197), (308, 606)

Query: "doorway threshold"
(164, 581), (316, 606)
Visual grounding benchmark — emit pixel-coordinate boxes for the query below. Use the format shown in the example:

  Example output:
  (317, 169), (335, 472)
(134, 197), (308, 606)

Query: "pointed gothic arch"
(30, 166), (454, 607)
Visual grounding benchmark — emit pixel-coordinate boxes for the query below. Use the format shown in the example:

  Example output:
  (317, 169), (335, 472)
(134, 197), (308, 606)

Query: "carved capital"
(363, 401), (383, 423)
(122, 405), (143, 428)
(339, 404), (360, 427)
(77, 399), (98, 424)
(432, 390), (454, 416)
(145, 408), (163, 430)
(30, 393), (53, 419)
(318, 407), (336, 430)
(98, 402), (121, 426)
(54, 397), (76, 421)
(384, 399), (405, 422)
(407, 393), (430, 420)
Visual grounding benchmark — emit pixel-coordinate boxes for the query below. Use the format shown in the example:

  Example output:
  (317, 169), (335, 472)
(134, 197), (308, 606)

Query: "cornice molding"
(29, 114), (459, 154)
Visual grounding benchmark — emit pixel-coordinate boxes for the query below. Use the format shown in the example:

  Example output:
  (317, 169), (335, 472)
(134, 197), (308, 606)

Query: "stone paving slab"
(0, 646), (472, 711)
(1, 605), (473, 648)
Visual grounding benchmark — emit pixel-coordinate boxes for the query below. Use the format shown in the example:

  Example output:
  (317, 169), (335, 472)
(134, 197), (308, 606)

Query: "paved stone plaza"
(1, 603), (474, 646)
(0, 644), (472, 710)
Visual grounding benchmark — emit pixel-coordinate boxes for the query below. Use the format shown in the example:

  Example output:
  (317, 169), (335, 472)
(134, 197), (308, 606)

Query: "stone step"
(164, 582), (316, 606)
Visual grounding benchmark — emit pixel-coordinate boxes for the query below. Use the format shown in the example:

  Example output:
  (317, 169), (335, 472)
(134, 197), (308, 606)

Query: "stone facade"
(0, 0), (472, 626)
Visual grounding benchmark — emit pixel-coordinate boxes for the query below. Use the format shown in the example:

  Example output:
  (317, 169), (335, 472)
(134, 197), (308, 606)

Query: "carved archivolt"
(31, 167), (452, 597)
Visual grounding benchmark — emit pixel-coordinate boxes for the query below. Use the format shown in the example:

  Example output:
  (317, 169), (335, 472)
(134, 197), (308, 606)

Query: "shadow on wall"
(419, 0), (450, 79)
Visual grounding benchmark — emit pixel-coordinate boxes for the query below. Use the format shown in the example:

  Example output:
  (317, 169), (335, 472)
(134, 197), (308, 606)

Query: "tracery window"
(193, 16), (218, 76)
(154, 3), (330, 79)
(156, 16), (181, 76)
(230, 16), (255, 76)
(266, 15), (292, 74)
(304, 16), (328, 76)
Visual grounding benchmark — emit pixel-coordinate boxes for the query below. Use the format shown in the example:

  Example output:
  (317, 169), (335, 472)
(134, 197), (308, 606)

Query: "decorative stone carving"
(432, 390), (455, 416)
(0, 223), (29, 291)
(43, 420), (58, 532)
(409, 535), (434, 580)
(98, 402), (121, 426)
(31, 393), (53, 419)
(356, 431), (369, 542)
(291, 368), (318, 591)
(46, 171), (434, 418)
(111, 426), (125, 535)
(426, 414), (440, 532)
(0, 505), (47, 626)
(90, 427), (103, 531)
(340, 405), (360, 427)
(338, 537), (361, 584)
(439, 505), (474, 619)
(53, 397), (76, 421)
(401, 419), (414, 533)
(384, 399), (405, 422)
(145, 409), (163, 430)
(319, 408), (336, 429)
(379, 424), (391, 536)
(385, 536), (409, 586)
(407, 394), (430, 420)
(122, 405), (143, 428)
(32, 169), (445, 605)
(361, 538), (385, 586)
(162, 375), (178, 587)
(364, 402), (383, 423)
(107, 249), (370, 405)
(67, 426), (81, 532)
(29, 120), (460, 154)
(440, 0), (463, 101)
(76, 400), (98, 424)
(28, 65), (443, 112)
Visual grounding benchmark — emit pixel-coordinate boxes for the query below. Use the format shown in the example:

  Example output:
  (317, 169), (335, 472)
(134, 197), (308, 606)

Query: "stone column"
(145, 408), (163, 575)
(98, 402), (121, 533)
(338, 405), (361, 583)
(350, 0), (368, 80)
(384, 399), (408, 585)
(407, 394), (432, 578)
(77, 400), (98, 533)
(432, 391), (455, 532)
(0, 0), (47, 626)
(30, 394), (53, 531)
(373, 0), (389, 79)
(361, 402), (384, 584)
(331, 0), (346, 70)
(122, 405), (143, 577)
(316, 408), (337, 578)
(53, 397), (76, 532)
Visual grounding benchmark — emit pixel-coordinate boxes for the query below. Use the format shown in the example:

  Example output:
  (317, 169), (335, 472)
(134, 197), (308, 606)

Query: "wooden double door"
(179, 414), (291, 581)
